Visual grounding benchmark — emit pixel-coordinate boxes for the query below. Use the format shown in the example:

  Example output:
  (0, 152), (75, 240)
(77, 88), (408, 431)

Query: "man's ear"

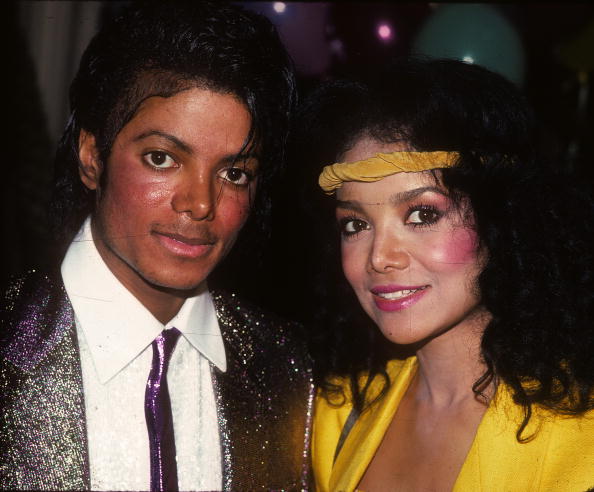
(78, 129), (103, 191)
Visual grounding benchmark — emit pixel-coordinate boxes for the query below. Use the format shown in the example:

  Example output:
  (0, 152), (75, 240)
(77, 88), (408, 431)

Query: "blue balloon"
(413, 4), (525, 86)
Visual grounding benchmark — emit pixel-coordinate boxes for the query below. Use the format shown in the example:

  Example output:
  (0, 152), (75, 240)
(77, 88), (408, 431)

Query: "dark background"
(7, 2), (594, 321)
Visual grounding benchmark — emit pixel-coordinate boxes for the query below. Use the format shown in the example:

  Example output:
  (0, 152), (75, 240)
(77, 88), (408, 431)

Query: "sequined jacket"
(0, 271), (314, 491)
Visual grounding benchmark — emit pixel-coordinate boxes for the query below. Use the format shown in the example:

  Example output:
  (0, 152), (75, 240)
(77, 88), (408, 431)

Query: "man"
(0, 2), (313, 490)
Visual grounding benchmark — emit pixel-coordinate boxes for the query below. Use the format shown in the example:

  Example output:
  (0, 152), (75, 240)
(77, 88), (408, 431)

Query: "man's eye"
(219, 167), (252, 186)
(340, 218), (369, 236)
(143, 151), (176, 168)
(406, 207), (440, 225)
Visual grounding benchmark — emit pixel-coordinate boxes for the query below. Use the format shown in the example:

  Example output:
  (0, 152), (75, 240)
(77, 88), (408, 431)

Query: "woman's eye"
(341, 218), (369, 236)
(406, 207), (440, 225)
(219, 167), (252, 186)
(143, 151), (176, 168)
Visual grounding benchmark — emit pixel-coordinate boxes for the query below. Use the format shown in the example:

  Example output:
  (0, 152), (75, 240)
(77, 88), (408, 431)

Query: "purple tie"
(145, 328), (181, 492)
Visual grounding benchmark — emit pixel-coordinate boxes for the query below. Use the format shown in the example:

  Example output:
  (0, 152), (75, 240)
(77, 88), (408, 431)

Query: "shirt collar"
(61, 217), (226, 384)
(165, 287), (226, 372)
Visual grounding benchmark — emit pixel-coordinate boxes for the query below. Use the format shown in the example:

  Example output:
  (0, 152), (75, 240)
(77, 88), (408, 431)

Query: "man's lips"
(370, 284), (429, 311)
(153, 231), (215, 258)
(156, 231), (215, 246)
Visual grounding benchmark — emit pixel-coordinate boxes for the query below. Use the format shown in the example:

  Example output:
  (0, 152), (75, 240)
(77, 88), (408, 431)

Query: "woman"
(301, 59), (594, 491)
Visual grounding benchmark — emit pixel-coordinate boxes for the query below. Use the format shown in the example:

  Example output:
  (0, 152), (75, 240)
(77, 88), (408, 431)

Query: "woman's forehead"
(341, 136), (410, 163)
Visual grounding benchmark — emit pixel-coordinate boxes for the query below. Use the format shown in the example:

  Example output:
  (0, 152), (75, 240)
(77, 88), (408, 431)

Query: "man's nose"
(171, 172), (216, 221)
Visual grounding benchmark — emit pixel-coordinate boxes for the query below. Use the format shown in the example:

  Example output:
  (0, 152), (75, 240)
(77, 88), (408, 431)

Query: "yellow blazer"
(313, 357), (594, 492)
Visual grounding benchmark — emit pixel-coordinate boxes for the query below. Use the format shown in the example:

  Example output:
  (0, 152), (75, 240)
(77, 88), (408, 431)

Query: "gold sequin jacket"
(0, 270), (314, 491)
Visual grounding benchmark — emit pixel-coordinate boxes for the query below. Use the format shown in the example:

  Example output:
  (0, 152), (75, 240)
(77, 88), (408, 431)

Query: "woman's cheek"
(341, 242), (363, 290)
(426, 226), (480, 269)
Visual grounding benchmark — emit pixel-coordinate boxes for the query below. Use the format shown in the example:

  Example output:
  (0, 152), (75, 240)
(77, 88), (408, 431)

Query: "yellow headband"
(318, 151), (460, 194)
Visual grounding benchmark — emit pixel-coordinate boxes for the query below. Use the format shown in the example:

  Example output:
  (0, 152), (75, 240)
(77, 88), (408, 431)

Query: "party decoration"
(413, 4), (525, 86)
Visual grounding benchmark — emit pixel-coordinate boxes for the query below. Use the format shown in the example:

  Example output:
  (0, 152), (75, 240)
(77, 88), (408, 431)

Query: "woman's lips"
(370, 284), (429, 312)
(153, 231), (214, 258)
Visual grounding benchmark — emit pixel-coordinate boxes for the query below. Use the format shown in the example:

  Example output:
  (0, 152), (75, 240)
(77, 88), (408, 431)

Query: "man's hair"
(50, 0), (295, 248)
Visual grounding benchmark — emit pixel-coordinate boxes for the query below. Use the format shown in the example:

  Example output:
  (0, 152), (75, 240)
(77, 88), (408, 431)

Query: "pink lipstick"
(371, 284), (429, 312)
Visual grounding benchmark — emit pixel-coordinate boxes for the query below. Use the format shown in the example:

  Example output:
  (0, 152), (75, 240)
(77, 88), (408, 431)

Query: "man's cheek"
(219, 194), (253, 228)
(109, 173), (172, 208)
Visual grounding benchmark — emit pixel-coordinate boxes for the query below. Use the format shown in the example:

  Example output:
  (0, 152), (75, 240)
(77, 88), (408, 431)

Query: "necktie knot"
(158, 328), (182, 368)
(146, 328), (181, 391)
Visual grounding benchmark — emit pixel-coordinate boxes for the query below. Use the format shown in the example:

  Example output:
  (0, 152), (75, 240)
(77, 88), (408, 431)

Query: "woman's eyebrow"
(337, 186), (447, 209)
(335, 199), (364, 213)
(389, 186), (448, 206)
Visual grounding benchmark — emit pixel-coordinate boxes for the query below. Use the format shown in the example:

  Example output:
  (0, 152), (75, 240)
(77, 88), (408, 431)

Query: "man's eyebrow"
(220, 151), (260, 165)
(336, 186), (447, 210)
(133, 130), (259, 164)
(133, 130), (192, 154)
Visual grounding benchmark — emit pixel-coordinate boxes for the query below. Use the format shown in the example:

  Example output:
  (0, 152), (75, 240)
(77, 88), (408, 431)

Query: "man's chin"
(139, 269), (210, 297)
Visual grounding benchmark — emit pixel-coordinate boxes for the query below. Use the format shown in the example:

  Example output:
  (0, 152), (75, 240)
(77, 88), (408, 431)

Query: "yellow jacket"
(313, 357), (594, 492)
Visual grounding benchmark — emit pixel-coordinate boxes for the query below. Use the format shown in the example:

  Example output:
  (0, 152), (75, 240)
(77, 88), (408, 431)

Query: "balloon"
(241, 2), (331, 77)
(412, 4), (525, 86)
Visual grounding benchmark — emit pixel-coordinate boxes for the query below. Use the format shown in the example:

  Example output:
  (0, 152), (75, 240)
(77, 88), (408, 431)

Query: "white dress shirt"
(61, 217), (225, 491)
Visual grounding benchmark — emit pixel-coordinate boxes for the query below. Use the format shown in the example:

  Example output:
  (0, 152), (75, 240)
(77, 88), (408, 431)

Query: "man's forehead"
(110, 72), (246, 138)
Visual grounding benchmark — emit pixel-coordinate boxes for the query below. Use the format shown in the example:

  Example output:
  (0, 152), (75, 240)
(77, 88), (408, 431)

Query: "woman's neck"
(413, 309), (493, 408)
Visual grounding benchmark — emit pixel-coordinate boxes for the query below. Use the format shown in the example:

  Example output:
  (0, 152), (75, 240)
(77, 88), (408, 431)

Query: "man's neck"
(120, 280), (189, 325)
(92, 233), (199, 325)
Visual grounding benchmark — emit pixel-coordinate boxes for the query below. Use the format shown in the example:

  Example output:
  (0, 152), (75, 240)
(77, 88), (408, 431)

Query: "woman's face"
(336, 137), (486, 346)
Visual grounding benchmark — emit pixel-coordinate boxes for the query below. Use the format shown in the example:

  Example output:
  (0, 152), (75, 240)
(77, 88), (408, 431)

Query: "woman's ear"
(78, 129), (103, 190)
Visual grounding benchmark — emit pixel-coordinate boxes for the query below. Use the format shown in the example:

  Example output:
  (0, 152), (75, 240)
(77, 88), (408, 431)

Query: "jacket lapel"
(331, 358), (417, 492)
(0, 271), (89, 490)
(211, 291), (314, 491)
(454, 384), (551, 491)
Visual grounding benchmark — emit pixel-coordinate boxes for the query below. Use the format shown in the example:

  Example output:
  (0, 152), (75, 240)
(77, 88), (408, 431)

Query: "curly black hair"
(49, 0), (296, 265)
(293, 58), (594, 439)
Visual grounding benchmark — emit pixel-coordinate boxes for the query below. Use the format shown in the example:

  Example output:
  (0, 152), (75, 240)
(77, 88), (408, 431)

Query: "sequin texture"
(211, 291), (315, 491)
(0, 271), (90, 490)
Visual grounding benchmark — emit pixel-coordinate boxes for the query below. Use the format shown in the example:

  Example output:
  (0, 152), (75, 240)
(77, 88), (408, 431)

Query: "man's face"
(79, 87), (256, 299)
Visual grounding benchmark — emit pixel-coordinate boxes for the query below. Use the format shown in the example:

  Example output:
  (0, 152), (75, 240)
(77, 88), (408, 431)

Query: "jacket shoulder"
(211, 290), (310, 362)
(1, 269), (63, 317)
(0, 270), (73, 373)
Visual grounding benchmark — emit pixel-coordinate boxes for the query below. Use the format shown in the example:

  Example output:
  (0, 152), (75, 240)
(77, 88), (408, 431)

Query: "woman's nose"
(369, 233), (410, 273)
